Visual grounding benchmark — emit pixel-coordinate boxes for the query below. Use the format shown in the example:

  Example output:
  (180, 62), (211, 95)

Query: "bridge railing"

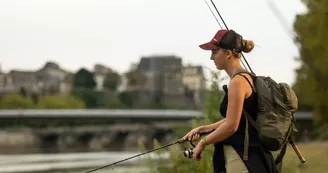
(0, 109), (312, 120)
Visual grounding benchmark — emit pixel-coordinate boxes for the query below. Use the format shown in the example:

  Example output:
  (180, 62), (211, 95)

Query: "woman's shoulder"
(229, 75), (250, 91)
(231, 72), (255, 91)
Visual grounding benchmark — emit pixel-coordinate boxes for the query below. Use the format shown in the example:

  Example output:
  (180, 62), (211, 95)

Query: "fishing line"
(83, 141), (179, 173)
(82, 130), (214, 173)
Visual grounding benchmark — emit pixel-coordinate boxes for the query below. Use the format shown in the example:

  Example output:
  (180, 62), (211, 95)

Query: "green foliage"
(292, 0), (328, 125)
(71, 88), (106, 108)
(138, 71), (224, 173)
(0, 94), (35, 109)
(103, 71), (121, 91)
(125, 69), (147, 87)
(73, 68), (96, 89)
(118, 91), (139, 108)
(310, 124), (328, 140)
(37, 95), (85, 109)
(19, 87), (28, 97)
(203, 71), (224, 123)
(292, 64), (315, 111)
(104, 97), (127, 108)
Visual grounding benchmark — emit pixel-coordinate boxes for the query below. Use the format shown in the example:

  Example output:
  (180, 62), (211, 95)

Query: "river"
(56, 166), (151, 173)
(0, 151), (169, 173)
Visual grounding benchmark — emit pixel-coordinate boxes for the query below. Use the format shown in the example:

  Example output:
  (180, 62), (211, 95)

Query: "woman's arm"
(198, 119), (226, 132)
(202, 76), (246, 145)
(183, 119), (226, 142)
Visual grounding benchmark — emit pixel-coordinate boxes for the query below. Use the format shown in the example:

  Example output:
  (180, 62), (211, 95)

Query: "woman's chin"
(216, 65), (223, 70)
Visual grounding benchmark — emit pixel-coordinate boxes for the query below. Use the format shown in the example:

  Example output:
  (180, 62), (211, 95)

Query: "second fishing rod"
(204, 0), (254, 75)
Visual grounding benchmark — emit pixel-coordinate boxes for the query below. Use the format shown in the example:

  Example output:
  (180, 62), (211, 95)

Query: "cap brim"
(199, 42), (220, 50)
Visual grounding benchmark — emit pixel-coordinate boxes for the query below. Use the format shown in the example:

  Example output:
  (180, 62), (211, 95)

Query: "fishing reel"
(183, 140), (196, 158)
(182, 129), (215, 159)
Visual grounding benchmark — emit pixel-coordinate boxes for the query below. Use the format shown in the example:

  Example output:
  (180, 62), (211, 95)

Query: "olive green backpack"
(231, 69), (299, 169)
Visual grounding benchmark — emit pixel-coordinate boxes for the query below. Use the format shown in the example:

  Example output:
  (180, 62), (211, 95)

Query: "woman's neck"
(225, 62), (244, 79)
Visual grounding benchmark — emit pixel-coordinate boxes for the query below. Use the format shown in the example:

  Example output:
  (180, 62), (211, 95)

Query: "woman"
(182, 29), (277, 173)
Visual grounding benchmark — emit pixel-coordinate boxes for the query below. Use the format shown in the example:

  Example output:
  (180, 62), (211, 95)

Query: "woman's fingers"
(184, 128), (202, 141)
(193, 133), (200, 141)
(187, 133), (200, 142)
(188, 132), (194, 141)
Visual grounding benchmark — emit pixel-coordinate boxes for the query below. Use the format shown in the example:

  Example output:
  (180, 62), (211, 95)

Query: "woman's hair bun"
(242, 40), (254, 53)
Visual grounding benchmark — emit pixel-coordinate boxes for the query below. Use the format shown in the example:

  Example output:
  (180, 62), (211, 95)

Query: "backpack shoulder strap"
(232, 69), (256, 92)
(232, 69), (255, 78)
(238, 74), (256, 92)
(231, 70), (257, 161)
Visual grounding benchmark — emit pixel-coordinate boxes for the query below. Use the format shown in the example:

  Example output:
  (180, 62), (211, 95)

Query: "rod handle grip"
(289, 139), (306, 163)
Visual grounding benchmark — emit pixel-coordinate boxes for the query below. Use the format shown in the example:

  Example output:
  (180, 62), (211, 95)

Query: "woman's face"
(210, 48), (228, 70)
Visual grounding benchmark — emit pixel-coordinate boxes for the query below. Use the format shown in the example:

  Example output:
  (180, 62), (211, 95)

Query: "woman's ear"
(225, 50), (233, 59)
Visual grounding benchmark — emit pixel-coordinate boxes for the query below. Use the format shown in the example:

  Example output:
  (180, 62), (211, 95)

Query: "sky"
(0, 0), (306, 86)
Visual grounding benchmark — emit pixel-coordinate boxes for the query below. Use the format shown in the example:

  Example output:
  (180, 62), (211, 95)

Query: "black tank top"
(219, 73), (261, 146)
(213, 74), (277, 173)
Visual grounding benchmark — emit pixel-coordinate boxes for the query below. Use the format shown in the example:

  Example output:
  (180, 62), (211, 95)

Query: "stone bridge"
(0, 109), (314, 154)
(0, 123), (187, 154)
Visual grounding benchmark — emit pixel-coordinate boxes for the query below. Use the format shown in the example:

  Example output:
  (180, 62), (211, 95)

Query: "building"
(93, 64), (113, 91)
(135, 55), (198, 109)
(137, 55), (184, 96)
(183, 65), (206, 91)
(9, 70), (40, 94)
(35, 62), (72, 94)
(3, 62), (73, 96)
(0, 65), (15, 94)
(182, 65), (206, 107)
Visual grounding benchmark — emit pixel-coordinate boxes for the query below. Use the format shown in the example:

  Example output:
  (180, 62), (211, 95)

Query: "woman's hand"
(192, 139), (206, 161)
(181, 126), (203, 142)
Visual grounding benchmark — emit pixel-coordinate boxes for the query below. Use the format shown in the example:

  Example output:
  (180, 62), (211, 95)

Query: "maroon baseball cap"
(199, 29), (243, 52)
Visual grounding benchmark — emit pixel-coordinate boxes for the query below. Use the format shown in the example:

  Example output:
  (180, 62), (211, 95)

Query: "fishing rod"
(203, 0), (255, 75)
(82, 129), (215, 173)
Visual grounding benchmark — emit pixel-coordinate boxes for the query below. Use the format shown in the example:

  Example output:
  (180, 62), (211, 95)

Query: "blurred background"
(0, 0), (327, 172)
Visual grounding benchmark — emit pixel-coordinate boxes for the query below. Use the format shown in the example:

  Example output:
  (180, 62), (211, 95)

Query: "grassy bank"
(281, 142), (328, 173)
(140, 141), (328, 173)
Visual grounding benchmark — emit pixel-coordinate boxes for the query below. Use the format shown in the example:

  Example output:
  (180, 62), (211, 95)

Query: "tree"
(73, 68), (96, 89)
(104, 97), (127, 108)
(37, 95), (85, 109)
(292, 64), (315, 111)
(19, 87), (28, 97)
(125, 69), (147, 88)
(203, 71), (224, 123)
(71, 88), (102, 108)
(118, 91), (139, 108)
(0, 94), (35, 109)
(292, 0), (328, 124)
(71, 68), (98, 108)
(103, 71), (121, 91)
